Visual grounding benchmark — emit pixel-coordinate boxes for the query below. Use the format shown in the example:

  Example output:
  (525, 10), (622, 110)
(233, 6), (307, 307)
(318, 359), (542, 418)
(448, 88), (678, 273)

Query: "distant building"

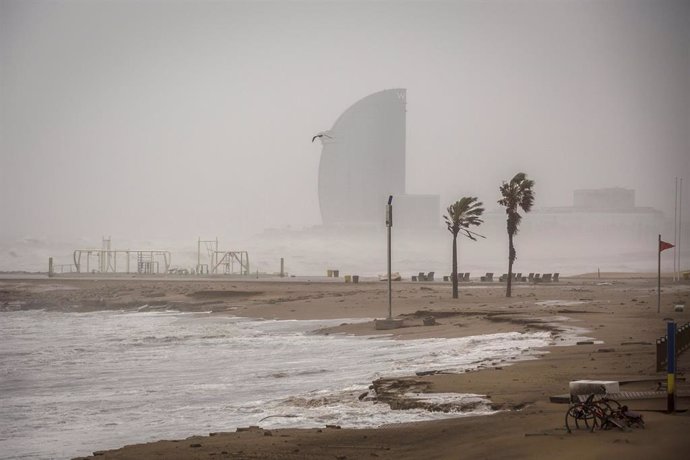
(517, 187), (663, 242)
(573, 187), (635, 211)
(316, 89), (439, 227)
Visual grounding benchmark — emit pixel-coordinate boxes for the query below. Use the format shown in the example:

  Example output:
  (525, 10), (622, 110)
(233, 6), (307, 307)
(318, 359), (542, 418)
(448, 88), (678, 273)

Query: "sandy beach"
(1, 273), (689, 459)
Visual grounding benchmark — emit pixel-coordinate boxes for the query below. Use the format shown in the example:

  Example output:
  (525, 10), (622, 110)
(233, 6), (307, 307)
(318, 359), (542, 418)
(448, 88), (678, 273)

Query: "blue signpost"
(667, 320), (676, 413)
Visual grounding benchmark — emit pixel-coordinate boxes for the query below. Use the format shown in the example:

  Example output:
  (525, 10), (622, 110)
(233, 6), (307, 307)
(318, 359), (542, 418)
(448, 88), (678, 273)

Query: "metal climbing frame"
(73, 238), (171, 274)
(197, 237), (250, 275)
(213, 251), (250, 275)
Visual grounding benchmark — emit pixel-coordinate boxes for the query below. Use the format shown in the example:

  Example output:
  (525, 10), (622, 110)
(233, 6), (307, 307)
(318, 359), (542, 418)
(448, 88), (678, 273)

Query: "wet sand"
(1, 274), (689, 459)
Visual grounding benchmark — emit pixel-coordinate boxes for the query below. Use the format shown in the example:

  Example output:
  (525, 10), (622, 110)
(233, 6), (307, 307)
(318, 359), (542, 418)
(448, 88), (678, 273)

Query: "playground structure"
(196, 237), (250, 275)
(72, 237), (172, 274)
(49, 237), (250, 276)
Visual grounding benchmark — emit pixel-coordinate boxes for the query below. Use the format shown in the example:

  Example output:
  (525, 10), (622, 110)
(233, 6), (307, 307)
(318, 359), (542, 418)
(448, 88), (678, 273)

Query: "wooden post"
(280, 258), (284, 277)
(48, 257), (54, 277)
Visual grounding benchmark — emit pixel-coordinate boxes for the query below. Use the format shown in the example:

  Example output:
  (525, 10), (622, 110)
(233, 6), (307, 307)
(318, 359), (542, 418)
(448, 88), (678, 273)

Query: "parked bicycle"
(565, 394), (644, 433)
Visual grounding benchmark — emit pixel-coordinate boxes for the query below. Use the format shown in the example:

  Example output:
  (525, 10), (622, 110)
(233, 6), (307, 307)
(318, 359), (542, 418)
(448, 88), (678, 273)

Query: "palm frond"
(498, 172), (535, 237)
(444, 196), (484, 239)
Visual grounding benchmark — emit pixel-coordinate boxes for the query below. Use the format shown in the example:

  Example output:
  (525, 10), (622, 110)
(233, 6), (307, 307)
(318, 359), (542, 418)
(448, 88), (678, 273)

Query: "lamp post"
(386, 195), (393, 319)
(375, 196), (402, 330)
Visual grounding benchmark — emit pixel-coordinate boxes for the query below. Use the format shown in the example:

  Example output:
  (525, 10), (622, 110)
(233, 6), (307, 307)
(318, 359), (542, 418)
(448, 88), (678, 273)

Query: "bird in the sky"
(311, 132), (333, 143)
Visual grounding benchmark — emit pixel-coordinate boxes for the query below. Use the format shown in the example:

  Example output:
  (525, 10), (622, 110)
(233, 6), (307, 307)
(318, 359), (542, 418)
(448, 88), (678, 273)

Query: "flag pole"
(679, 177), (683, 281)
(658, 234), (661, 314)
(674, 178), (678, 281)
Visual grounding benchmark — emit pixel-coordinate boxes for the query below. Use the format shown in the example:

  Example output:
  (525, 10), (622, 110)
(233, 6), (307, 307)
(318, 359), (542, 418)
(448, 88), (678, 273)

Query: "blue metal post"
(667, 320), (676, 412)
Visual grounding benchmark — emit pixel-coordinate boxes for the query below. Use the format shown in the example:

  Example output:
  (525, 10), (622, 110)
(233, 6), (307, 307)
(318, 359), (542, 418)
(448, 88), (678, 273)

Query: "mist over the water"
(1, 0), (688, 273)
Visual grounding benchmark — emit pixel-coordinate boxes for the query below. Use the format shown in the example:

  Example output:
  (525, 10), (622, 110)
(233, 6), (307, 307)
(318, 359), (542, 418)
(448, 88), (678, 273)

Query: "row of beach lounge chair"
(498, 272), (559, 283)
(412, 272), (435, 282)
(411, 272), (559, 283)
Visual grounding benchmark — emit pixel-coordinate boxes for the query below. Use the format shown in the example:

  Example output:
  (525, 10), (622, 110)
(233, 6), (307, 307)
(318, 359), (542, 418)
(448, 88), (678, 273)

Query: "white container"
(569, 380), (620, 396)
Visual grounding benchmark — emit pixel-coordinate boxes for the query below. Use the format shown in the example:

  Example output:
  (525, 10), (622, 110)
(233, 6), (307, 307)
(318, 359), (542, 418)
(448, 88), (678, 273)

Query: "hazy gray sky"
(1, 0), (688, 241)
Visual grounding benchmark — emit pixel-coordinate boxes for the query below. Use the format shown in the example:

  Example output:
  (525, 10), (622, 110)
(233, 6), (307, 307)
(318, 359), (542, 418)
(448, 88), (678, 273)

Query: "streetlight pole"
(375, 195), (402, 330)
(386, 195), (393, 319)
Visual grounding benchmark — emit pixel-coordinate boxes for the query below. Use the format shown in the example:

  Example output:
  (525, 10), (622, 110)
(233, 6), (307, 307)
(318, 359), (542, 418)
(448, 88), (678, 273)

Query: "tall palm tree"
(444, 197), (484, 299)
(498, 172), (535, 298)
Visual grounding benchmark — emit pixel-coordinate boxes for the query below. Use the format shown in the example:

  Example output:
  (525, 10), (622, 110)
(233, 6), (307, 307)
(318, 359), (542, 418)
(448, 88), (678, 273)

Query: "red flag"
(660, 240), (674, 252)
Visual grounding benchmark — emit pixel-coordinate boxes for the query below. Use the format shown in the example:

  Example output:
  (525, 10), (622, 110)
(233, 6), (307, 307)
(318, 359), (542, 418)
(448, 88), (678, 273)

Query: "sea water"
(0, 310), (552, 459)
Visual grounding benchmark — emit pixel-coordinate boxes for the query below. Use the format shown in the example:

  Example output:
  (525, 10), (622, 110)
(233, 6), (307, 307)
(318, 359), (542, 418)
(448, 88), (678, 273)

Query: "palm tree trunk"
(452, 233), (458, 299)
(507, 232), (514, 298)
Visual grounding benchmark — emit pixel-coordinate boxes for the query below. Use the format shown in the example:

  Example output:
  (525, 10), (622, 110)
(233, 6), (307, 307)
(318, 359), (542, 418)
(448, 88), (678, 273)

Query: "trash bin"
(352, 275), (359, 283)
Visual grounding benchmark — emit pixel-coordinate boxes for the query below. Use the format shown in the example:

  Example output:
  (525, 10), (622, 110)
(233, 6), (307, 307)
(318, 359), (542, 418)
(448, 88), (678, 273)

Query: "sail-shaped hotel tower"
(316, 89), (439, 228)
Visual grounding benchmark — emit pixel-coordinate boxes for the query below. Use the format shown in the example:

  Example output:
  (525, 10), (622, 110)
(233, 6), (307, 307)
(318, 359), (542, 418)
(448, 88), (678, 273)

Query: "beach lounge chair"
(553, 273), (560, 282)
(533, 273), (541, 283)
(542, 273), (552, 283)
(528, 273), (534, 282)
(418, 272), (426, 282)
(499, 273), (508, 282)
(426, 272), (435, 282)
(378, 272), (401, 281)
(463, 272), (470, 282)
(515, 273), (523, 282)
(443, 275), (449, 282)
(480, 273), (493, 282)
(412, 275), (418, 281)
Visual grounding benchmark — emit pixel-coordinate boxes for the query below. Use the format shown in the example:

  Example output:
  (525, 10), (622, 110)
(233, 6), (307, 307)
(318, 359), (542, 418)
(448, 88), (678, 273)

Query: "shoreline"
(1, 276), (689, 459)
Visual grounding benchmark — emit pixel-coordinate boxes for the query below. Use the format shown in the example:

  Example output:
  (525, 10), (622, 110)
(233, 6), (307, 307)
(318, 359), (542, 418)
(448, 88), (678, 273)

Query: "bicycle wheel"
(604, 398), (622, 412)
(595, 400), (616, 418)
(566, 404), (598, 432)
(586, 406), (602, 431)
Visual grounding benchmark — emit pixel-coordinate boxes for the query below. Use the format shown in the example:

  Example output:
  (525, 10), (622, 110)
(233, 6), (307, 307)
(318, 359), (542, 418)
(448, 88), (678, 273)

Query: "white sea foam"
(1, 310), (554, 459)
